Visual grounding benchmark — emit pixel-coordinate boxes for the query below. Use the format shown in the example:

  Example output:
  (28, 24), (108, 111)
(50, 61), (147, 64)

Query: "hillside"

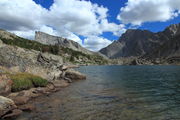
(0, 29), (108, 65)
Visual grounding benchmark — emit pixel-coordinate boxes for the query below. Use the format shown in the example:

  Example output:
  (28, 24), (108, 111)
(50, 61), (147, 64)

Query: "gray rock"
(35, 31), (93, 55)
(0, 43), (64, 81)
(65, 70), (86, 81)
(0, 96), (17, 117)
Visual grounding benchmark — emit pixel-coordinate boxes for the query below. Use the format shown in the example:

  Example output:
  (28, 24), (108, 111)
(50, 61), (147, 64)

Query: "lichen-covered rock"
(0, 96), (17, 117)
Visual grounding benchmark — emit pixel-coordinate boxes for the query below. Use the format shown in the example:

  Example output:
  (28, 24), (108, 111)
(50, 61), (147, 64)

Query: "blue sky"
(32, 0), (126, 41)
(0, 0), (180, 51)
(33, 0), (180, 36)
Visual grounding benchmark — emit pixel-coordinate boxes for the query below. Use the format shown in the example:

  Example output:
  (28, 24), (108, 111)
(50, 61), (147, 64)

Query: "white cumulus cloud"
(0, 0), (46, 31)
(0, 0), (125, 51)
(83, 36), (112, 51)
(118, 0), (180, 25)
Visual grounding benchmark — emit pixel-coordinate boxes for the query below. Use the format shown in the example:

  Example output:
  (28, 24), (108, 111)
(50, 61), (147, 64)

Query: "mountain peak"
(100, 23), (180, 58)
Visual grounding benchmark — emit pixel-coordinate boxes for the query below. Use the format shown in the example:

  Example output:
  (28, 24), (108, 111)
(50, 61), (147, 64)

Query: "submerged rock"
(19, 104), (35, 112)
(52, 80), (69, 88)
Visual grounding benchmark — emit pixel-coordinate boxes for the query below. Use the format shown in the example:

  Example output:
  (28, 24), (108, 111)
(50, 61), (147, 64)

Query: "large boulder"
(0, 96), (17, 117)
(65, 70), (86, 81)
(7, 88), (42, 105)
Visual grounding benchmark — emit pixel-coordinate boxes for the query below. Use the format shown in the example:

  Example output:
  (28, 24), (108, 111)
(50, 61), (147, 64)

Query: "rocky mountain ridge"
(100, 23), (180, 64)
(35, 31), (93, 55)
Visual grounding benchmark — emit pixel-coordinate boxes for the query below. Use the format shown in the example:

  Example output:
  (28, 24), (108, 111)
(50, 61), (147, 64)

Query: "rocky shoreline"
(0, 40), (86, 119)
(0, 65), (86, 119)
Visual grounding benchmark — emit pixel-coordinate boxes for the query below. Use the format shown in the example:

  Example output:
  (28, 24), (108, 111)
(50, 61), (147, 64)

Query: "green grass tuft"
(10, 73), (48, 92)
(11, 73), (33, 92)
(30, 76), (48, 87)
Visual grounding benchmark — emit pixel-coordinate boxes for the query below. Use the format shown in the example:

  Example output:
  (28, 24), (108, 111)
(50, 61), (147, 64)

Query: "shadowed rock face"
(100, 23), (180, 59)
(35, 31), (93, 55)
(144, 34), (180, 60)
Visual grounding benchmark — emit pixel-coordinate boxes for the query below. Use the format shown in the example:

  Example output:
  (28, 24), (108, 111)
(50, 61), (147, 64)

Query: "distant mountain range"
(1, 22), (180, 65)
(100, 23), (180, 62)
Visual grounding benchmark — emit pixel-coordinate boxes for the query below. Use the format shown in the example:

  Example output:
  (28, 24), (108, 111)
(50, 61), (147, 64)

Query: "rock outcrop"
(35, 31), (93, 55)
(0, 39), (64, 80)
(100, 23), (180, 60)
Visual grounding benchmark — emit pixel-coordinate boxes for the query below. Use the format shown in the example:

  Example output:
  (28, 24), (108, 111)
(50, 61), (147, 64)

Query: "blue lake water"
(16, 65), (180, 120)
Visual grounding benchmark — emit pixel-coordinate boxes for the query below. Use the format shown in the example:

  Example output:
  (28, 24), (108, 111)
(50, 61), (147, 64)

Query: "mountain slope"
(143, 34), (180, 60)
(100, 23), (180, 59)
(0, 29), (109, 65)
